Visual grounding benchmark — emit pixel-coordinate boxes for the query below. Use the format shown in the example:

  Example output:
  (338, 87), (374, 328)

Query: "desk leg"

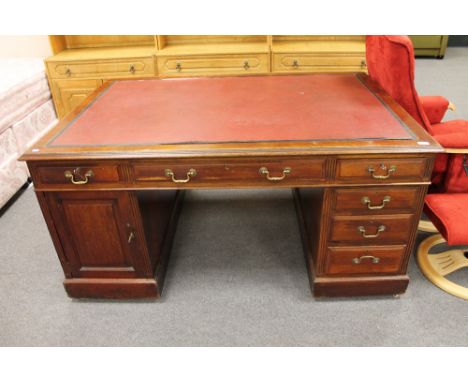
(36, 190), (184, 299)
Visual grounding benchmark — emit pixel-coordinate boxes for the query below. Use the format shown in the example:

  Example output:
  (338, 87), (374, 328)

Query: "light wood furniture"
(46, 35), (367, 118)
(409, 35), (449, 58)
(21, 73), (442, 299)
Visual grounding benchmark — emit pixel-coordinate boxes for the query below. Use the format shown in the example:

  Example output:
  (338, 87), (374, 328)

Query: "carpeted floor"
(1, 48), (467, 346)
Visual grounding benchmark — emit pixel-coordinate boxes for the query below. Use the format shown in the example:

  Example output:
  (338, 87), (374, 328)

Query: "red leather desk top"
(50, 74), (413, 147)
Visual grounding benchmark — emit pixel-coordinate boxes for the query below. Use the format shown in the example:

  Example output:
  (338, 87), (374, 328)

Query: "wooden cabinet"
(46, 35), (367, 118)
(409, 35), (448, 58)
(51, 79), (102, 119)
(38, 189), (182, 298)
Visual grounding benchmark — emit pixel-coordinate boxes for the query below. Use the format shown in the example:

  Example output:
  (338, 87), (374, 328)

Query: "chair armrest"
(420, 96), (450, 124)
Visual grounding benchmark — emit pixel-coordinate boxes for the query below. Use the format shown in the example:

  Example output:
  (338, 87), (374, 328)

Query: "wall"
(0, 35), (52, 58)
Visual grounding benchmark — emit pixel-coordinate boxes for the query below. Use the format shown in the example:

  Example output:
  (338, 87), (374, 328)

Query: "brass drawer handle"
(64, 169), (94, 185)
(129, 64), (136, 74)
(259, 167), (291, 181)
(352, 255), (380, 264)
(292, 60), (299, 68)
(361, 195), (391, 210)
(367, 164), (397, 179)
(165, 168), (197, 183)
(244, 61), (250, 70)
(65, 68), (72, 77)
(175, 62), (182, 72)
(357, 225), (386, 238)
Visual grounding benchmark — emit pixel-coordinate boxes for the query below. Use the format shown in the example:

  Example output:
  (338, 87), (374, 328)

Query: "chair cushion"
(431, 120), (468, 148)
(425, 193), (468, 245)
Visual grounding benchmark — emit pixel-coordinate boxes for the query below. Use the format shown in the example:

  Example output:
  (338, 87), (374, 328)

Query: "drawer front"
(272, 53), (365, 73)
(47, 58), (154, 79)
(157, 54), (269, 76)
(333, 186), (420, 215)
(132, 158), (326, 187)
(325, 245), (406, 275)
(329, 214), (413, 244)
(36, 165), (121, 186)
(335, 158), (428, 183)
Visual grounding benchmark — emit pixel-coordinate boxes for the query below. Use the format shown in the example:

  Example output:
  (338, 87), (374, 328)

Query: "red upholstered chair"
(366, 35), (468, 299)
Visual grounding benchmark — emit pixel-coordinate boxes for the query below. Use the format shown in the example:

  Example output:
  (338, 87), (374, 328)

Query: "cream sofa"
(0, 59), (57, 209)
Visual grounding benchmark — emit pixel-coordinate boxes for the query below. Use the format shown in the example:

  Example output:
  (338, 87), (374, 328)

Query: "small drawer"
(272, 53), (365, 73)
(335, 158), (428, 183)
(157, 54), (269, 76)
(325, 245), (406, 275)
(132, 157), (326, 187)
(333, 186), (420, 215)
(329, 214), (413, 244)
(36, 165), (121, 186)
(47, 58), (155, 79)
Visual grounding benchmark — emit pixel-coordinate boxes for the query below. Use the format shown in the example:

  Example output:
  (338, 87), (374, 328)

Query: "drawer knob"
(64, 168), (94, 185)
(367, 164), (397, 179)
(352, 255), (380, 264)
(360, 59), (367, 69)
(129, 64), (136, 74)
(292, 60), (299, 68)
(357, 225), (386, 238)
(175, 62), (182, 72)
(65, 68), (72, 77)
(244, 61), (250, 70)
(165, 168), (197, 183)
(259, 167), (291, 181)
(361, 195), (391, 210)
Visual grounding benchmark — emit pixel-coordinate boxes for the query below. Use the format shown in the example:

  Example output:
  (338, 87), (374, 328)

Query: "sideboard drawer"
(36, 164), (121, 186)
(47, 58), (155, 79)
(335, 158), (428, 182)
(329, 214), (414, 244)
(132, 157), (326, 186)
(272, 53), (364, 73)
(157, 54), (269, 77)
(325, 245), (406, 275)
(333, 186), (420, 215)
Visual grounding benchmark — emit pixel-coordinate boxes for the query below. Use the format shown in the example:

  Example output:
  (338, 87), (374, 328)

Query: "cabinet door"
(46, 191), (151, 278)
(52, 79), (102, 118)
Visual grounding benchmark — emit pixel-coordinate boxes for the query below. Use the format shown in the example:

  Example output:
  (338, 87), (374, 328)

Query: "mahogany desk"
(21, 74), (443, 299)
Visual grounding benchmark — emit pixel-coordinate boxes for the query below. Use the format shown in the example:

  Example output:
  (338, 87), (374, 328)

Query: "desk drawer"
(329, 214), (413, 244)
(335, 158), (428, 183)
(157, 54), (269, 77)
(132, 157), (326, 187)
(272, 53), (365, 73)
(333, 186), (420, 215)
(47, 58), (155, 79)
(325, 245), (406, 275)
(36, 164), (121, 186)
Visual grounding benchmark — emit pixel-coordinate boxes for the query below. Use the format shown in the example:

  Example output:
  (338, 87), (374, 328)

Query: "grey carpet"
(1, 49), (467, 346)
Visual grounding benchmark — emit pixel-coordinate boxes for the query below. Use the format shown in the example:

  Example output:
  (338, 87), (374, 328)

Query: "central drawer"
(132, 157), (326, 187)
(157, 54), (269, 77)
(329, 214), (414, 244)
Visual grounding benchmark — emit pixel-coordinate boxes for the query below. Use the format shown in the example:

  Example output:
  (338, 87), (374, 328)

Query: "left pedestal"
(36, 189), (183, 299)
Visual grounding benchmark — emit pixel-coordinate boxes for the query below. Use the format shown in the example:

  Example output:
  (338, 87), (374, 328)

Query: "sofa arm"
(420, 96), (450, 124)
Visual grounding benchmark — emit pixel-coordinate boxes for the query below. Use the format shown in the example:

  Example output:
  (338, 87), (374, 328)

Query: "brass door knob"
(292, 60), (299, 68)
(244, 61), (250, 70)
(175, 62), (182, 72)
(129, 64), (136, 74)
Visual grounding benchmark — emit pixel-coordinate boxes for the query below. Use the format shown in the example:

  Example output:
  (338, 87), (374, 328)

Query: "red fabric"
(366, 35), (432, 131)
(443, 154), (468, 193)
(431, 120), (468, 148)
(419, 96), (449, 125)
(50, 75), (413, 147)
(424, 193), (468, 245)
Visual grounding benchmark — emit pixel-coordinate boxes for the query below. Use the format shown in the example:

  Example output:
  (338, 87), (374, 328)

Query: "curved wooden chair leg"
(417, 234), (468, 300)
(418, 219), (438, 233)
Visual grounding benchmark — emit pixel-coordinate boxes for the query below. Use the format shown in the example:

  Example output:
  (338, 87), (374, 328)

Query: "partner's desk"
(21, 74), (442, 299)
